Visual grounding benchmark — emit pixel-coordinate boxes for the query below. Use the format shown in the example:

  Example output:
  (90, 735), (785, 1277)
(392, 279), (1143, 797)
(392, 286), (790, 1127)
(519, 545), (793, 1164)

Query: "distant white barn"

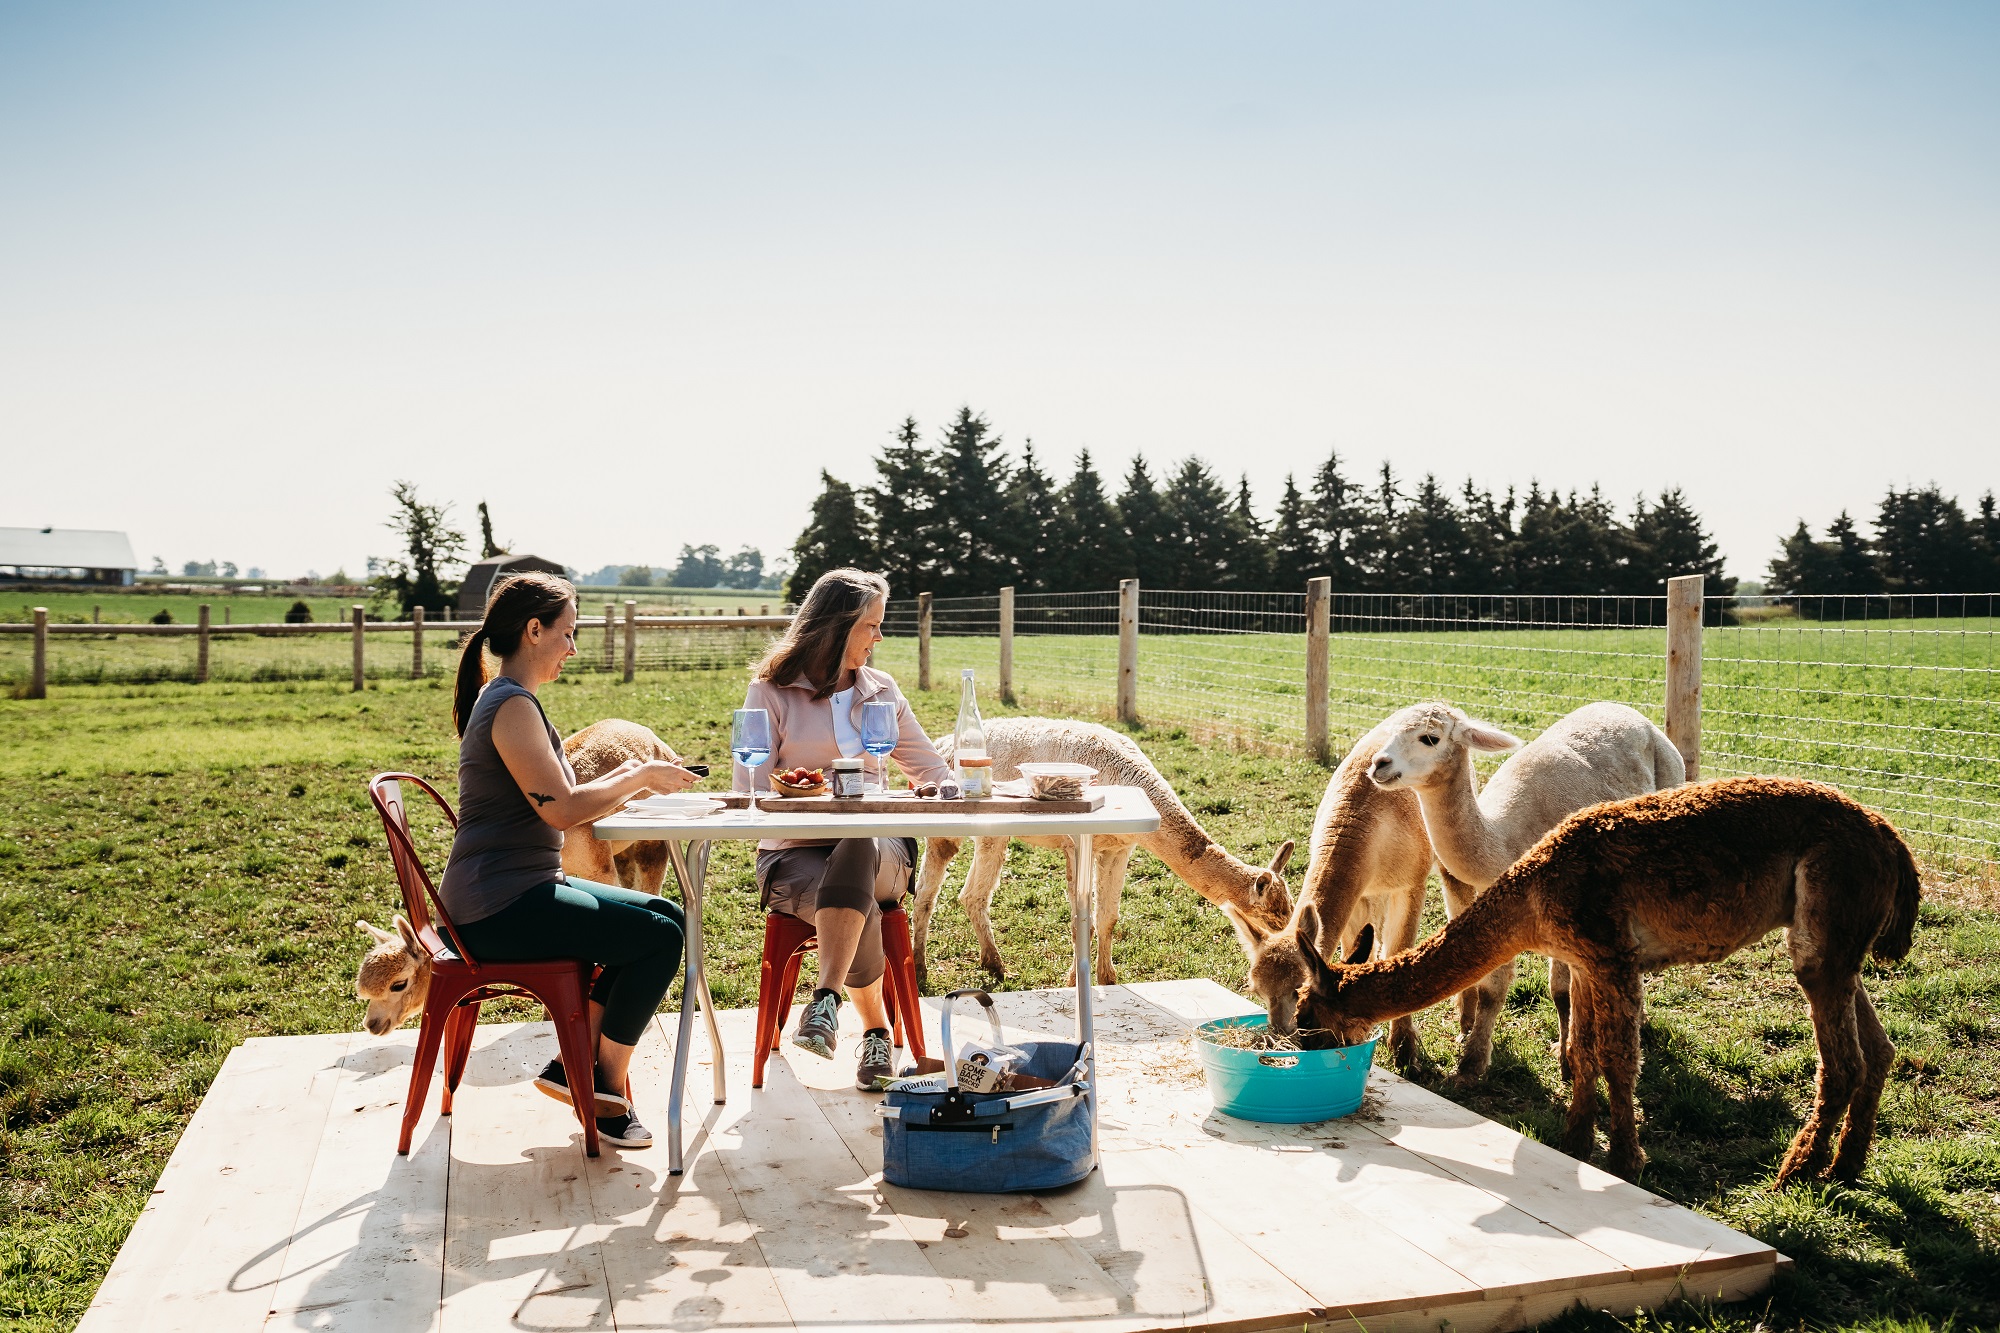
(0, 527), (139, 585)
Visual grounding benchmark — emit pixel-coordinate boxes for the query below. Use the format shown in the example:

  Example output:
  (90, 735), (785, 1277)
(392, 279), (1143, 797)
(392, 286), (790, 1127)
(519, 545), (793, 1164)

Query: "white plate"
(626, 795), (724, 818)
(1016, 762), (1098, 780)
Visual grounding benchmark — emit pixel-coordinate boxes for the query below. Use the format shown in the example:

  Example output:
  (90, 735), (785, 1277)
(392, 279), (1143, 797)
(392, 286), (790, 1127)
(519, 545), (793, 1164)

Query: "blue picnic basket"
(875, 989), (1094, 1193)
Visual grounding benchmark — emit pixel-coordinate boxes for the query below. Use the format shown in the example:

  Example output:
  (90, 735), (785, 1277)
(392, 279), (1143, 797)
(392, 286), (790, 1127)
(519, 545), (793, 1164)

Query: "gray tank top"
(439, 677), (575, 924)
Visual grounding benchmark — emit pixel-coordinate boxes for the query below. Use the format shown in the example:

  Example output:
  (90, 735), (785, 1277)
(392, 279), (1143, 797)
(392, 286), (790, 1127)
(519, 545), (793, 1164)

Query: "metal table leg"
(1071, 832), (1097, 1169)
(664, 838), (723, 1176)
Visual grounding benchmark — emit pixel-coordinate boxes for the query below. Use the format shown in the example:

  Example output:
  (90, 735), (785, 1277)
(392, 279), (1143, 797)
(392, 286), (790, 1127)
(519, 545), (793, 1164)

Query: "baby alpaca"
(355, 916), (430, 1035)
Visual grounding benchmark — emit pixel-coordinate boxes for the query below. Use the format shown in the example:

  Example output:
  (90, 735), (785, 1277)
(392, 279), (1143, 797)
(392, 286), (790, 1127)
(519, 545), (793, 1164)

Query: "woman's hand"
(637, 759), (700, 796)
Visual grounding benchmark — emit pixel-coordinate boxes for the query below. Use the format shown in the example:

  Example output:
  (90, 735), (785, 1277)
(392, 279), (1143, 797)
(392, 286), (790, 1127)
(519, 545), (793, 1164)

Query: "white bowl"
(627, 795), (724, 818)
(1016, 762), (1098, 780)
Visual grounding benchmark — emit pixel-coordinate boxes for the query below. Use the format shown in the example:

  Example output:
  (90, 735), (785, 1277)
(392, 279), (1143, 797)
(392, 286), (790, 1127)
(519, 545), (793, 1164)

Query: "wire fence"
(876, 586), (2000, 888)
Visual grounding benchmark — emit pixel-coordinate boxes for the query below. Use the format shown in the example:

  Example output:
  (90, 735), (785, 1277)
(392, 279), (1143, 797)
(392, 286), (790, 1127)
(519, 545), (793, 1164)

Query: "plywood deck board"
(76, 1031), (353, 1333)
(79, 984), (1779, 1333)
(260, 1030), (450, 1332)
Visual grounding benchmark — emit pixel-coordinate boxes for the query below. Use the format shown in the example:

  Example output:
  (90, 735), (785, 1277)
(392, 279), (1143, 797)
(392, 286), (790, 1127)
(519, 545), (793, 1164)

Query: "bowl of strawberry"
(769, 766), (829, 797)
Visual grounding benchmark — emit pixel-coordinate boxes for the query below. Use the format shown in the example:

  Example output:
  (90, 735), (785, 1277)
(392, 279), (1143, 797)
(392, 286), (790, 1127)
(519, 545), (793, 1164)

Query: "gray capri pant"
(754, 837), (915, 988)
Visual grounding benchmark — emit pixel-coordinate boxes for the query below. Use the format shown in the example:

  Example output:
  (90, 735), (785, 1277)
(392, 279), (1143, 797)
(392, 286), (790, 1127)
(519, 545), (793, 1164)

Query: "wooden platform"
(77, 980), (1783, 1333)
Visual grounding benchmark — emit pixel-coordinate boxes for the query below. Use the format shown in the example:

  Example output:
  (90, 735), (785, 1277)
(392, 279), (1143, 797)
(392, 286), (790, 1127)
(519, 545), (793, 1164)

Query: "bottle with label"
(954, 668), (993, 798)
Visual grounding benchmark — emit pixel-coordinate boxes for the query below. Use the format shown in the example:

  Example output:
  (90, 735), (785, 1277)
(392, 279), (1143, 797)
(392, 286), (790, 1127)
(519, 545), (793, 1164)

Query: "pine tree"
(868, 416), (944, 597)
(1632, 487), (1734, 594)
(1400, 475), (1472, 591)
(997, 441), (1061, 591)
(1059, 449), (1129, 590)
(1160, 458), (1239, 589)
(1825, 512), (1883, 593)
(788, 470), (873, 601)
(1460, 480), (1517, 593)
(1874, 485), (1978, 593)
(1308, 450), (1363, 588)
(1225, 474), (1273, 588)
(1117, 457), (1175, 587)
(931, 407), (1009, 596)
(1349, 462), (1404, 588)
(1268, 474), (1316, 588)
(1767, 520), (1840, 595)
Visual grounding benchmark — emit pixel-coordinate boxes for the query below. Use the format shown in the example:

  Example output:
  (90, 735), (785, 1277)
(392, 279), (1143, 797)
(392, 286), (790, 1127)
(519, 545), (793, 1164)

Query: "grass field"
(2, 669), (1997, 1332)
(2, 586), (781, 627)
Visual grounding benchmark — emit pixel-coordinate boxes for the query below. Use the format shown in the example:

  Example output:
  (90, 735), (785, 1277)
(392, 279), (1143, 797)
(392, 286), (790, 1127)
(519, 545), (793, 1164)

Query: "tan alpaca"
(913, 717), (1293, 988)
(1369, 700), (1685, 1080)
(355, 916), (430, 1035)
(560, 719), (681, 893)
(1221, 720), (1468, 1066)
(1292, 776), (1921, 1185)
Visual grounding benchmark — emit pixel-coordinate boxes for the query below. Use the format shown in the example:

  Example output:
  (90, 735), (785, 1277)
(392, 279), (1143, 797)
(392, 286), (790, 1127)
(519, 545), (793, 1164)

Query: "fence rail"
(14, 582), (1998, 885)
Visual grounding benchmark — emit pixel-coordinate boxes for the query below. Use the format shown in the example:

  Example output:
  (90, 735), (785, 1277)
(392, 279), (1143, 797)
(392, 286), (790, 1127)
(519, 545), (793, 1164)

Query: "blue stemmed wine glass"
(732, 708), (773, 821)
(860, 700), (898, 792)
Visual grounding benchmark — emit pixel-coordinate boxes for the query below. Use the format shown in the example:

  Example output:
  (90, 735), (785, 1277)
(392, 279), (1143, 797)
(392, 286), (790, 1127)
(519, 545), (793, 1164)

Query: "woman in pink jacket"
(736, 568), (952, 1090)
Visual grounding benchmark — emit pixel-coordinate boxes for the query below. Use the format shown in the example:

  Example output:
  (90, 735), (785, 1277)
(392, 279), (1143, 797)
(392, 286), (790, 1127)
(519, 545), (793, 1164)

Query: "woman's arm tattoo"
(528, 791), (555, 807)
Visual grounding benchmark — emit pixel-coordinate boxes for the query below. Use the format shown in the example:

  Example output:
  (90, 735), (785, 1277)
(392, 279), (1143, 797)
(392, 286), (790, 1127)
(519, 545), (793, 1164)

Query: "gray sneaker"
(856, 1028), (896, 1091)
(791, 989), (841, 1060)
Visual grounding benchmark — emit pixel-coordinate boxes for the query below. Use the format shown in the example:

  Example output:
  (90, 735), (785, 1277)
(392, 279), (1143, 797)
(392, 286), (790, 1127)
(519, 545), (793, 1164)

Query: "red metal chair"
(368, 772), (605, 1158)
(752, 902), (929, 1088)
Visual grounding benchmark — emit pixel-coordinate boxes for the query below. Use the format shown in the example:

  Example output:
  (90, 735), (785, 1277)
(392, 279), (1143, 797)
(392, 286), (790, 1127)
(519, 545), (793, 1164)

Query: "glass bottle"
(954, 668), (992, 797)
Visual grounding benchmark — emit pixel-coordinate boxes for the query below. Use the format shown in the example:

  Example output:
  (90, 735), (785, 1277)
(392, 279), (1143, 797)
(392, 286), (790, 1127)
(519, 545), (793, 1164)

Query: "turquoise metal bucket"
(1194, 1015), (1378, 1123)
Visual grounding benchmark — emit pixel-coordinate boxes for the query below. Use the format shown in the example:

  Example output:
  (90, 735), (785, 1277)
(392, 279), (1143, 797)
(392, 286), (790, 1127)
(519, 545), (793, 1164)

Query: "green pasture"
(4, 585), (781, 627)
(1, 670), (1997, 1331)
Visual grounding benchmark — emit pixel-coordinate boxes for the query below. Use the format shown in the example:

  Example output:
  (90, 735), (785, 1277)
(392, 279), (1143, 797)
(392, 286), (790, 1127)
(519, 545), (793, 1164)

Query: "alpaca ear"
(1266, 840), (1295, 876)
(1344, 922), (1375, 966)
(357, 919), (396, 945)
(1293, 908), (1341, 989)
(394, 914), (423, 955)
(1222, 903), (1273, 956)
(1456, 717), (1522, 753)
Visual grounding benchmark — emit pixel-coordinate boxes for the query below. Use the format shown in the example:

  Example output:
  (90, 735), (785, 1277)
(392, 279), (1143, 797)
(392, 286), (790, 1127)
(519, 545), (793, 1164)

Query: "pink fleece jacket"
(734, 664), (952, 850)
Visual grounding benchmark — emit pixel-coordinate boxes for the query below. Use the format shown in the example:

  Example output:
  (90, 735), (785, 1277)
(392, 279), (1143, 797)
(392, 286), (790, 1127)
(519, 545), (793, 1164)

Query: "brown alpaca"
(1292, 777), (1921, 1185)
(355, 916), (430, 1035)
(560, 719), (681, 893)
(1221, 720), (1471, 1067)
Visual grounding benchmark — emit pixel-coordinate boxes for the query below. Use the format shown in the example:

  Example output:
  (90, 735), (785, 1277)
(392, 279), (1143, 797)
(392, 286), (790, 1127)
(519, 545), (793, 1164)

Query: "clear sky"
(3, 2), (1995, 583)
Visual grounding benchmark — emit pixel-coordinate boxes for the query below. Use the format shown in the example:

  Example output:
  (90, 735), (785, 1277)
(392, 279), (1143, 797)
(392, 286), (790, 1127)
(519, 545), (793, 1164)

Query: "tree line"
(789, 408), (1735, 602)
(579, 545), (780, 591)
(1767, 487), (2000, 596)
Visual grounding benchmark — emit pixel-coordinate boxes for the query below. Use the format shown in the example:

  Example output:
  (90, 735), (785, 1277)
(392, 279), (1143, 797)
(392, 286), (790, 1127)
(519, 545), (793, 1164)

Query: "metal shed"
(0, 527), (139, 584)
(457, 554), (568, 616)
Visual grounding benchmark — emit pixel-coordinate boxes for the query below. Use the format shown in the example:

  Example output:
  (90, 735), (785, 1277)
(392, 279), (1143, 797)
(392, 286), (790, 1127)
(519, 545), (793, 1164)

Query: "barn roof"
(0, 527), (139, 570)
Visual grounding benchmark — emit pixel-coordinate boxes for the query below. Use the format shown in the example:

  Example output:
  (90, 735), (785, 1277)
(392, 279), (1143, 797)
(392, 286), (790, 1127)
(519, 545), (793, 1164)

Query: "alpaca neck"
(1334, 882), (1539, 1023)
(1416, 758), (1517, 889)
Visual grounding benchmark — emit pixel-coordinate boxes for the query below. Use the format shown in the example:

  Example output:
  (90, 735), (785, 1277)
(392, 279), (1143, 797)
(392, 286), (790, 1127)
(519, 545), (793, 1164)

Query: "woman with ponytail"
(439, 571), (698, 1148)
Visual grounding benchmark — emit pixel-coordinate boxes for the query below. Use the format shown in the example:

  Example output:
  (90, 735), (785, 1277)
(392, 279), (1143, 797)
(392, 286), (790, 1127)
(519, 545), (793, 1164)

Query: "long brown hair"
(755, 568), (888, 700)
(453, 571), (577, 735)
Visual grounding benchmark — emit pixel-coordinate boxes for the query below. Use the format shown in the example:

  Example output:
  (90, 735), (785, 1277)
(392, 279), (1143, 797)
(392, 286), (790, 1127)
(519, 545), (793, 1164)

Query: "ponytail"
(451, 571), (577, 736)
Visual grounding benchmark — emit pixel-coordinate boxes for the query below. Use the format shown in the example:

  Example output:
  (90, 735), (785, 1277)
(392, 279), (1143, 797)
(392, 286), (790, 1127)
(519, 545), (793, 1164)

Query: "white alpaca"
(1221, 718), (1467, 1066)
(1368, 700), (1686, 1079)
(913, 717), (1293, 988)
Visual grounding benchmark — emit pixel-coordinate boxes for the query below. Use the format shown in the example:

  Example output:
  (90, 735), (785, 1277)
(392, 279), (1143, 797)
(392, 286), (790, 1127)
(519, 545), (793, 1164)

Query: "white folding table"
(591, 786), (1162, 1174)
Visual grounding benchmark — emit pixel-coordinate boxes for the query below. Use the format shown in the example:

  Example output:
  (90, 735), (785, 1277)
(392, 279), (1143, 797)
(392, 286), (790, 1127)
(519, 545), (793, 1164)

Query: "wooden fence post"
(1117, 579), (1139, 725)
(623, 600), (637, 683)
(29, 608), (47, 699)
(998, 586), (1015, 705)
(196, 604), (211, 684)
(917, 593), (933, 691)
(1305, 577), (1331, 763)
(351, 604), (365, 691)
(411, 604), (425, 679)
(1665, 574), (1704, 779)
(604, 602), (615, 669)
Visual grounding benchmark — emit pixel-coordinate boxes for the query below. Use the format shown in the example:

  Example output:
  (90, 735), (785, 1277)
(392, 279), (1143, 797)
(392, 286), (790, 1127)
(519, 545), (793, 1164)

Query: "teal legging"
(454, 877), (685, 1047)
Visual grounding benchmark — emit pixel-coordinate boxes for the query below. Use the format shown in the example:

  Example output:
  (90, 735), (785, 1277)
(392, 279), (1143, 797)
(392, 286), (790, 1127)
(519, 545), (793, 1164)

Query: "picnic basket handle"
(937, 988), (1007, 1091)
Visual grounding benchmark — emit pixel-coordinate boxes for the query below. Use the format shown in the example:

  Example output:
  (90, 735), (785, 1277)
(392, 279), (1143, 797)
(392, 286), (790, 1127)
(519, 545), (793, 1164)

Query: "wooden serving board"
(751, 791), (1107, 815)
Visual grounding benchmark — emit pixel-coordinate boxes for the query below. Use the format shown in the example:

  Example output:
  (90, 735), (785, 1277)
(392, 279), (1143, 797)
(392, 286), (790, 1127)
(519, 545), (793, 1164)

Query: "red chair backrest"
(368, 772), (480, 967)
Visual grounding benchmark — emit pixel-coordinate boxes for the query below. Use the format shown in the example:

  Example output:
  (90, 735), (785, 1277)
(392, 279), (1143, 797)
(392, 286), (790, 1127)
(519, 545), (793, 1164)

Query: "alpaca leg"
(1598, 971), (1646, 1181)
(960, 837), (1013, 979)
(1454, 955), (1514, 1084)
(1378, 883), (1427, 1068)
(1560, 977), (1602, 1164)
(1829, 984), (1894, 1183)
(1440, 871), (1480, 1035)
(1092, 843), (1134, 988)
(1777, 971), (1864, 1187)
(1551, 958), (1574, 1083)
(911, 837), (961, 991)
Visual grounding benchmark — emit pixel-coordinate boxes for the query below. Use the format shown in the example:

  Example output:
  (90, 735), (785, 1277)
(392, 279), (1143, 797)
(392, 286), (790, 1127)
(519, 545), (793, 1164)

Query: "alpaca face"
(355, 917), (432, 1035)
(1250, 839), (1295, 914)
(1368, 703), (1519, 791)
(1291, 922), (1379, 1049)
(1223, 895), (1307, 1033)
